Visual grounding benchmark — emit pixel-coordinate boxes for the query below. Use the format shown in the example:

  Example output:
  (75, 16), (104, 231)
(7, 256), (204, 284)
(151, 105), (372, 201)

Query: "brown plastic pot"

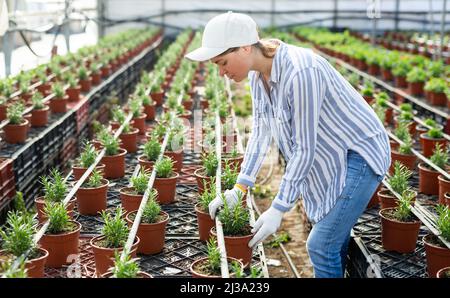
(132, 113), (147, 135)
(118, 127), (139, 153)
(91, 72), (101, 85)
(190, 257), (243, 278)
(126, 210), (169, 254)
(221, 155), (244, 172)
(423, 234), (450, 278)
(24, 247), (49, 278)
(379, 208), (421, 253)
(394, 76), (407, 88)
(408, 81), (424, 96)
(119, 187), (143, 213)
(49, 96), (68, 114)
(381, 68), (393, 81)
(138, 155), (154, 172)
(164, 150), (183, 172)
(30, 106), (49, 127)
(3, 119), (29, 144)
(143, 103), (155, 120)
(420, 133), (447, 158)
(150, 92), (164, 106)
(102, 148), (127, 179)
(34, 196), (77, 224)
(438, 175), (450, 205)
(39, 221), (81, 268)
(194, 167), (215, 196)
(66, 86), (81, 102)
(80, 79), (91, 93)
(153, 172), (179, 204)
(72, 163), (106, 180)
(182, 99), (193, 111)
(436, 267), (450, 278)
(389, 150), (416, 175)
(90, 235), (140, 276)
(429, 91), (447, 106)
(377, 189), (398, 209)
(210, 228), (254, 268)
(444, 192), (450, 207)
(195, 203), (214, 242)
(75, 179), (109, 215)
(418, 163), (440, 195)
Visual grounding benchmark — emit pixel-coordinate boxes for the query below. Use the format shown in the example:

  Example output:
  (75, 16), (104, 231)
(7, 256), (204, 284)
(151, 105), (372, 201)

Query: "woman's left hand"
(248, 206), (284, 248)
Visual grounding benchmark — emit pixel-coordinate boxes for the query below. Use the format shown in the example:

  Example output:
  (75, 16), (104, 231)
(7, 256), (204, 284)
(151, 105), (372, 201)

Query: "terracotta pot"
(210, 228), (254, 268)
(125, 210), (169, 254)
(34, 197), (77, 224)
(102, 148), (127, 179)
(30, 106), (49, 127)
(3, 119), (29, 144)
(101, 271), (152, 278)
(377, 189), (398, 209)
(436, 267), (450, 278)
(138, 155), (154, 172)
(24, 247), (49, 278)
(221, 155), (244, 172)
(389, 150), (416, 175)
(164, 150), (183, 172)
(445, 192), (450, 207)
(91, 72), (101, 85)
(390, 139), (399, 151)
(394, 117), (416, 137)
(0, 104), (7, 121)
(182, 99), (193, 111)
(36, 83), (51, 96)
(195, 203), (214, 242)
(429, 91), (447, 106)
(72, 163), (106, 180)
(408, 81), (424, 96)
(438, 175), (450, 205)
(423, 234), (450, 278)
(66, 86), (81, 102)
(380, 208), (421, 253)
(194, 168), (215, 196)
(420, 133), (447, 158)
(418, 163), (440, 195)
(381, 68), (393, 81)
(120, 187), (144, 213)
(190, 257), (243, 278)
(90, 235), (140, 276)
(39, 221), (81, 268)
(368, 64), (380, 76)
(75, 179), (109, 215)
(49, 95), (68, 113)
(150, 92), (164, 106)
(132, 113), (147, 135)
(394, 76), (407, 88)
(80, 79), (91, 92)
(119, 127), (139, 153)
(153, 172), (179, 204)
(143, 104), (155, 120)
(101, 66), (110, 78)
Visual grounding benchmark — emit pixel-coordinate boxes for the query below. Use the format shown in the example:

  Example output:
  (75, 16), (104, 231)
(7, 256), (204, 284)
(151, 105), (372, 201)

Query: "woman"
(185, 12), (390, 278)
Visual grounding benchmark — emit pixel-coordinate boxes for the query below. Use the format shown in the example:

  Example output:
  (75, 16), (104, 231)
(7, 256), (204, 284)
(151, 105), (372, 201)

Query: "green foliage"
(221, 161), (238, 190)
(141, 189), (161, 224)
(143, 136), (161, 161)
(78, 66), (88, 80)
(79, 142), (97, 168)
(86, 170), (104, 188)
(130, 170), (149, 195)
(392, 59), (411, 77)
(40, 169), (67, 203)
(52, 83), (65, 98)
(424, 118), (437, 128)
(406, 67), (427, 83)
(399, 111), (413, 121)
(31, 92), (45, 110)
(129, 98), (142, 118)
(111, 251), (140, 278)
(427, 127), (444, 139)
(206, 238), (221, 273)
(6, 102), (25, 124)
(155, 156), (174, 178)
(435, 205), (450, 242)
(0, 211), (36, 256)
(388, 161), (412, 195)
(398, 134), (413, 155)
(202, 152), (218, 177)
(112, 108), (126, 124)
(392, 190), (415, 221)
(199, 178), (216, 212)
(424, 78), (448, 93)
(100, 208), (129, 248)
(266, 231), (291, 248)
(399, 103), (413, 112)
(430, 144), (448, 169)
(0, 258), (27, 278)
(218, 192), (250, 236)
(230, 260), (243, 278)
(44, 202), (72, 234)
(103, 134), (120, 156)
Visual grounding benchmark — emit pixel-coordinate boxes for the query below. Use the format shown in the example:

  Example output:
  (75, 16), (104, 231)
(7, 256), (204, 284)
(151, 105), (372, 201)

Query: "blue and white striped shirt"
(236, 41), (391, 224)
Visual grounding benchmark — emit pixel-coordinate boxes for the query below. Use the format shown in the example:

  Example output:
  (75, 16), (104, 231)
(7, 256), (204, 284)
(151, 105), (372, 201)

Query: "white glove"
(208, 187), (244, 220)
(248, 206), (284, 248)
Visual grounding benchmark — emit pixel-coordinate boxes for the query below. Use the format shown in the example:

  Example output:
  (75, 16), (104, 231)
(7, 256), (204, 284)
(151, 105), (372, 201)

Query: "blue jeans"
(306, 150), (384, 278)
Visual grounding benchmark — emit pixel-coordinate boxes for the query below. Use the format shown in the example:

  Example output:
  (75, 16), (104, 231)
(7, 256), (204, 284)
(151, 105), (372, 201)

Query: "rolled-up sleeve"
(271, 67), (326, 212)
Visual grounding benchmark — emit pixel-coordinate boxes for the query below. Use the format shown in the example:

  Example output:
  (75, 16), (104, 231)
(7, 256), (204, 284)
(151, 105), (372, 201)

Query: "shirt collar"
(268, 40), (284, 84)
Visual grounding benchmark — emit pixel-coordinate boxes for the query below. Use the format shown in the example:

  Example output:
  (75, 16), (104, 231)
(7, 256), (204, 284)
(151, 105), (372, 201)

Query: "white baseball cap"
(185, 11), (259, 62)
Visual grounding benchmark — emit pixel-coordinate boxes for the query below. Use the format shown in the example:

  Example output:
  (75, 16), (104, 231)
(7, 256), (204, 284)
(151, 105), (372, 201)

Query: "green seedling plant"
(427, 127), (444, 139)
(0, 211), (37, 258)
(435, 204), (450, 242)
(40, 169), (67, 203)
(205, 238), (221, 274)
(222, 161), (238, 190)
(86, 170), (103, 188)
(78, 66), (88, 81)
(430, 144), (448, 169)
(103, 134), (120, 156)
(398, 134), (413, 155)
(44, 202), (74, 234)
(143, 136), (161, 162)
(110, 251), (140, 278)
(6, 102), (25, 124)
(202, 152), (218, 177)
(141, 189), (162, 224)
(199, 179), (216, 212)
(155, 157), (174, 178)
(394, 121), (410, 142)
(424, 118), (437, 128)
(79, 142), (97, 168)
(52, 83), (65, 99)
(0, 258), (27, 278)
(218, 192), (250, 236)
(130, 170), (150, 195)
(388, 161), (412, 195)
(100, 207), (129, 248)
(392, 190), (416, 222)
(31, 92), (45, 110)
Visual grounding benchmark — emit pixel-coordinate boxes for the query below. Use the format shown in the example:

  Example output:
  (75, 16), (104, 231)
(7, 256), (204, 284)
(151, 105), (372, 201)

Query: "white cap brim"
(184, 46), (228, 62)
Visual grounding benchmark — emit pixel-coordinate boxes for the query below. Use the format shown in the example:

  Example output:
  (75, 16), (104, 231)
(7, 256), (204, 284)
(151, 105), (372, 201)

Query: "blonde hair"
(216, 38), (280, 59)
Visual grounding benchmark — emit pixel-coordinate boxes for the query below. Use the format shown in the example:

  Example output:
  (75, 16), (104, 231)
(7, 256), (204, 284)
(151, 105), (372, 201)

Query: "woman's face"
(210, 47), (252, 82)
